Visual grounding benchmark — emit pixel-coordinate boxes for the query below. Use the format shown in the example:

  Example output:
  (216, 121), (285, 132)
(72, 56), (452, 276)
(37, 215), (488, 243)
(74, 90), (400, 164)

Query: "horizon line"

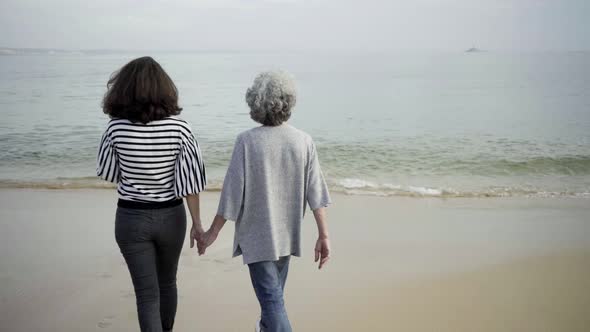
(1, 46), (590, 54)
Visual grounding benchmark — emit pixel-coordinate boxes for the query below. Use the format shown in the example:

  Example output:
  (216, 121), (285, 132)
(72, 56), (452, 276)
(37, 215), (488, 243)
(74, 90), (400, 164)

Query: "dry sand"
(0, 189), (589, 331)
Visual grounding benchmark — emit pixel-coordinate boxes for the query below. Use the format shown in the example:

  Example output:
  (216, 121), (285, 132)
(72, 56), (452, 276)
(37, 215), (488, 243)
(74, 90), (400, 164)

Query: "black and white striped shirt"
(97, 117), (206, 202)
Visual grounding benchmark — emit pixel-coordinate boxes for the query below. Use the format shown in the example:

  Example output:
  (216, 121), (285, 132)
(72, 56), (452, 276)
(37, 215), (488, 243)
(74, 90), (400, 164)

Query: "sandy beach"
(1, 189), (589, 331)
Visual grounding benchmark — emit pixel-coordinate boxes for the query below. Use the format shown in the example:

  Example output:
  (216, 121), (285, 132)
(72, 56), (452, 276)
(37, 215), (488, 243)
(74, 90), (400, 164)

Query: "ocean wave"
(318, 143), (590, 176)
(336, 178), (446, 196)
(1, 177), (588, 199)
(333, 178), (453, 197)
(332, 178), (589, 198)
(475, 156), (590, 176)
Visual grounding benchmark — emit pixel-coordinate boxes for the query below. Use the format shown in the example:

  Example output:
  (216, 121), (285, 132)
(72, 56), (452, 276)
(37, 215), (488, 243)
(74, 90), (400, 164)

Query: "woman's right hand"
(189, 223), (205, 249)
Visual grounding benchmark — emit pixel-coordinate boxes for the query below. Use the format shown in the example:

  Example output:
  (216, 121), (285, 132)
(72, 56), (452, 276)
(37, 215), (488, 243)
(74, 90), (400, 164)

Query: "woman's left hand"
(197, 228), (218, 256)
(315, 237), (331, 269)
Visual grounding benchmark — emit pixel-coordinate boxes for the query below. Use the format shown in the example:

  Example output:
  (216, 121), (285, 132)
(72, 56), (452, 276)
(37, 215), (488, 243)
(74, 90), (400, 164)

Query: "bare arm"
(186, 194), (204, 249)
(313, 207), (331, 269)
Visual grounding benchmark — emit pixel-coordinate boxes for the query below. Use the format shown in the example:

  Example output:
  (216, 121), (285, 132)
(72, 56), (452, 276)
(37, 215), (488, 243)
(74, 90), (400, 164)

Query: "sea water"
(1, 51), (589, 197)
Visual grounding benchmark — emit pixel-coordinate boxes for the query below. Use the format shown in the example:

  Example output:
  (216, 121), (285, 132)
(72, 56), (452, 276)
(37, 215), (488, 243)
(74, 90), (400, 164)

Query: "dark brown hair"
(102, 56), (182, 123)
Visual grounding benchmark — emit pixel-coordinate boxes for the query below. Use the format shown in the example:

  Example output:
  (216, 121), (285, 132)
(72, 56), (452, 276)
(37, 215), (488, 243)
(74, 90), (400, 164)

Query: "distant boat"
(465, 47), (483, 53)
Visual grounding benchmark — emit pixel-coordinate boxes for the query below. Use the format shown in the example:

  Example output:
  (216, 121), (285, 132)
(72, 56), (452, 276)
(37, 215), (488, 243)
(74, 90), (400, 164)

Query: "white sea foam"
(407, 186), (443, 196)
(331, 178), (590, 198)
(338, 178), (378, 189)
(335, 178), (450, 197)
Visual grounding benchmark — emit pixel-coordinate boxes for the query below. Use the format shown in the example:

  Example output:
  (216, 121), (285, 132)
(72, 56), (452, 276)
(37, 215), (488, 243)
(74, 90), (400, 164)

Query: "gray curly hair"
(245, 70), (297, 126)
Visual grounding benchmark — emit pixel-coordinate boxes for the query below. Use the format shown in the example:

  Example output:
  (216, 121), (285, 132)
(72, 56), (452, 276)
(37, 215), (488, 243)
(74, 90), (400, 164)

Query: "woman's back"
(217, 123), (330, 264)
(97, 117), (206, 202)
(240, 124), (314, 204)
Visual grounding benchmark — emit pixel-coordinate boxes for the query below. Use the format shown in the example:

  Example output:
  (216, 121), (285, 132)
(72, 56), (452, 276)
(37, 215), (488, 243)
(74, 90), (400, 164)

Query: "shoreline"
(1, 182), (589, 199)
(1, 189), (589, 331)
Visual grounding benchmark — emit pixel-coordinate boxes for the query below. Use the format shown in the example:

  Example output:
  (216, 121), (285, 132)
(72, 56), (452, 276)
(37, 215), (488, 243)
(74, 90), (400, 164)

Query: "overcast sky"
(0, 0), (588, 52)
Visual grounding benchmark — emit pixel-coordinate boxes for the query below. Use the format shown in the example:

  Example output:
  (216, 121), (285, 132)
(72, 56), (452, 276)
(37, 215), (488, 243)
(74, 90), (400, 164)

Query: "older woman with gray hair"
(198, 70), (332, 332)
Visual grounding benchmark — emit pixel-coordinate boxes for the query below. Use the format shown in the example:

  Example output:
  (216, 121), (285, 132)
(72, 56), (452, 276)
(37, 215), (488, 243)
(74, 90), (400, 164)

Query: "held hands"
(189, 221), (217, 256)
(315, 237), (331, 269)
(188, 219), (217, 255)
(189, 222), (205, 250)
(197, 228), (218, 256)
(193, 215), (225, 256)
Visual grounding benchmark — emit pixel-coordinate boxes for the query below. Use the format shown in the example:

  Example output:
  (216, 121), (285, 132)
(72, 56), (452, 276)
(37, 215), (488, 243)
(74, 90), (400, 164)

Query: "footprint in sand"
(97, 321), (111, 328)
(97, 315), (115, 328)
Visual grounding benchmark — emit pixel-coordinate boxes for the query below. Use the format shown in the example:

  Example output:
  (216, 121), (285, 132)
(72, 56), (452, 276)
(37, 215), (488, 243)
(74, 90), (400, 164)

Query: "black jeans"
(115, 204), (187, 332)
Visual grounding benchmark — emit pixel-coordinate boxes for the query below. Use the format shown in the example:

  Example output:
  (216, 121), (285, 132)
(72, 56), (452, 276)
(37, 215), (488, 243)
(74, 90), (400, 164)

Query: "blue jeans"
(248, 256), (292, 332)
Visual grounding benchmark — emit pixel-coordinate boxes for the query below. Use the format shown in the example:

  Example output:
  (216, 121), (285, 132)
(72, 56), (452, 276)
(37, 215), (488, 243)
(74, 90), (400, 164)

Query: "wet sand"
(0, 189), (589, 331)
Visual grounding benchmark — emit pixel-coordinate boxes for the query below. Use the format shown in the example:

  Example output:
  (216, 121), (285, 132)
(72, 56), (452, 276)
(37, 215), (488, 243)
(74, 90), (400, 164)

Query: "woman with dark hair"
(97, 56), (206, 332)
